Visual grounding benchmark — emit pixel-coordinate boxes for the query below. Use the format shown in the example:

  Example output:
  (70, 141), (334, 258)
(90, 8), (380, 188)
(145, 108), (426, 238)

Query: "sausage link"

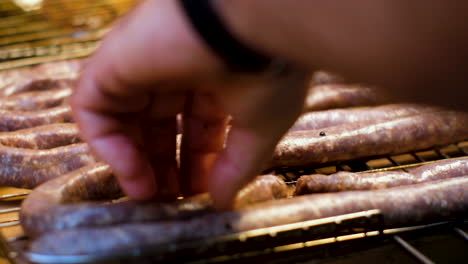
(20, 163), (122, 237)
(0, 123), (80, 149)
(0, 87), (72, 111)
(234, 175), (292, 209)
(0, 143), (95, 188)
(272, 111), (468, 168)
(29, 176), (468, 255)
(303, 84), (378, 112)
(295, 157), (468, 194)
(291, 104), (442, 132)
(0, 78), (74, 97)
(0, 60), (80, 95)
(0, 105), (73, 131)
(21, 171), (289, 237)
(409, 157), (468, 180)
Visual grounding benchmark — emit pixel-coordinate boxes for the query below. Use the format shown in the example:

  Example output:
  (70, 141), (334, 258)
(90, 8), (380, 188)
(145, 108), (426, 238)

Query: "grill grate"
(0, 142), (465, 264)
(0, 0), (136, 70)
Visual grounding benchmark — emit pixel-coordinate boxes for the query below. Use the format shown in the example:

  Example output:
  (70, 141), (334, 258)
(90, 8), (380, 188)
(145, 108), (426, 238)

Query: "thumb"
(208, 125), (278, 209)
(208, 69), (310, 209)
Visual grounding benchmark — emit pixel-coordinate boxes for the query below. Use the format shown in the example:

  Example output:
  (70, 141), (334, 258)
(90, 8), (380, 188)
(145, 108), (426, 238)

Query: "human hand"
(71, 0), (309, 208)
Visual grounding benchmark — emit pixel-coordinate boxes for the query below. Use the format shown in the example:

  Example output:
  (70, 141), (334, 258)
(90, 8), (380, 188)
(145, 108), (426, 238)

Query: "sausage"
(290, 104), (442, 132)
(234, 175), (292, 209)
(30, 59), (82, 78)
(303, 84), (378, 112)
(21, 169), (290, 237)
(0, 78), (74, 97)
(272, 111), (468, 168)
(0, 143), (95, 189)
(0, 105), (73, 131)
(20, 162), (213, 237)
(409, 157), (468, 180)
(28, 176), (468, 255)
(0, 60), (80, 94)
(21, 163), (123, 237)
(295, 157), (468, 194)
(0, 87), (72, 111)
(296, 171), (413, 194)
(0, 123), (80, 149)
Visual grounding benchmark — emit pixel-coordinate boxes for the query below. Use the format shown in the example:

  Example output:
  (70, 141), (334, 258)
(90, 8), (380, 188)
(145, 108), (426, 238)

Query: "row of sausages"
(1, 107), (467, 190)
(23, 159), (468, 255)
(1, 62), (466, 258)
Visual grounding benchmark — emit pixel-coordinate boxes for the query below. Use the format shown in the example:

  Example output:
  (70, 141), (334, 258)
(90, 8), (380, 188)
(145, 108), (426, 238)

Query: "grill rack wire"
(0, 143), (466, 264)
(0, 0), (136, 70)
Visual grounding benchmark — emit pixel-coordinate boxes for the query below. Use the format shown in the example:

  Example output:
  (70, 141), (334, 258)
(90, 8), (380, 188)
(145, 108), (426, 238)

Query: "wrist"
(179, 0), (273, 72)
(213, 1), (284, 63)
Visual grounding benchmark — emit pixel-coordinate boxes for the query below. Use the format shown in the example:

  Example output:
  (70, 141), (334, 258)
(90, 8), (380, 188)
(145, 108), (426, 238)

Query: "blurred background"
(0, 0), (137, 70)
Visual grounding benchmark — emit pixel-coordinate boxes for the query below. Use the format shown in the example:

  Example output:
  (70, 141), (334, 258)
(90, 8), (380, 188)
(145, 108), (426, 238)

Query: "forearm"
(215, 1), (468, 109)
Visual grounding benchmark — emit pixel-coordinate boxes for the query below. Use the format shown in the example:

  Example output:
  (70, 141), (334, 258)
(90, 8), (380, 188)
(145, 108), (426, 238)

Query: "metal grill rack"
(0, 0), (136, 70)
(0, 142), (465, 264)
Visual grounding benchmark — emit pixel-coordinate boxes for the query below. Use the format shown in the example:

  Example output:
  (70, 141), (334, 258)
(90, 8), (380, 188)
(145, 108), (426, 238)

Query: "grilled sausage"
(303, 84), (378, 112)
(29, 176), (468, 255)
(234, 175), (292, 209)
(0, 123), (80, 149)
(20, 163), (213, 237)
(409, 157), (468, 180)
(0, 143), (95, 188)
(0, 87), (72, 111)
(0, 60), (80, 94)
(291, 104), (442, 132)
(0, 105), (72, 131)
(272, 111), (468, 168)
(0, 78), (74, 97)
(295, 157), (468, 194)
(21, 169), (290, 237)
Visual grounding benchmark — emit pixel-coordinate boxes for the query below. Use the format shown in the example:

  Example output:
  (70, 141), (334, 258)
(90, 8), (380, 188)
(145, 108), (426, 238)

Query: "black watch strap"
(179, 0), (273, 73)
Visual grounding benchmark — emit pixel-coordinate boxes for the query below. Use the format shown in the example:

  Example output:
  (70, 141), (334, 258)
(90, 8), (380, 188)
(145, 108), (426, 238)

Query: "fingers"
(208, 125), (278, 209)
(72, 74), (156, 200)
(180, 92), (228, 196)
(144, 91), (186, 200)
(72, 0), (222, 201)
(209, 69), (310, 209)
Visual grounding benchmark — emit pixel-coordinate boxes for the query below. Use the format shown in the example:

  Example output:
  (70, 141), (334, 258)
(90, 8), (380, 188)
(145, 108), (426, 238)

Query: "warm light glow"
(14, 0), (43, 11)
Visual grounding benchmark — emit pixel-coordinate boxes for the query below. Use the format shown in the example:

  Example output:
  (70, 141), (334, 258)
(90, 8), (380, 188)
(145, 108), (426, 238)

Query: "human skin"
(71, 0), (468, 208)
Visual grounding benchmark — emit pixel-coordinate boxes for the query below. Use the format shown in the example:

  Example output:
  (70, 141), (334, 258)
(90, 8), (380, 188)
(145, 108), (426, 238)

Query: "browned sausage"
(234, 175), (292, 209)
(28, 176), (468, 255)
(0, 143), (95, 188)
(0, 60), (80, 94)
(0, 123), (80, 149)
(291, 104), (442, 132)
(0, 105), (72, 131)
(20, 163), (122, 237)
(20, 163), (213, 237)
(409, 157), (468, 180)
(0, 78), (74, 97)
(295, 157), (468, 194)
(0, 87), (72, 111)
(21, 168), (289, 237)
(303, 84), (378, 112)
(272, 111), (468, 168)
